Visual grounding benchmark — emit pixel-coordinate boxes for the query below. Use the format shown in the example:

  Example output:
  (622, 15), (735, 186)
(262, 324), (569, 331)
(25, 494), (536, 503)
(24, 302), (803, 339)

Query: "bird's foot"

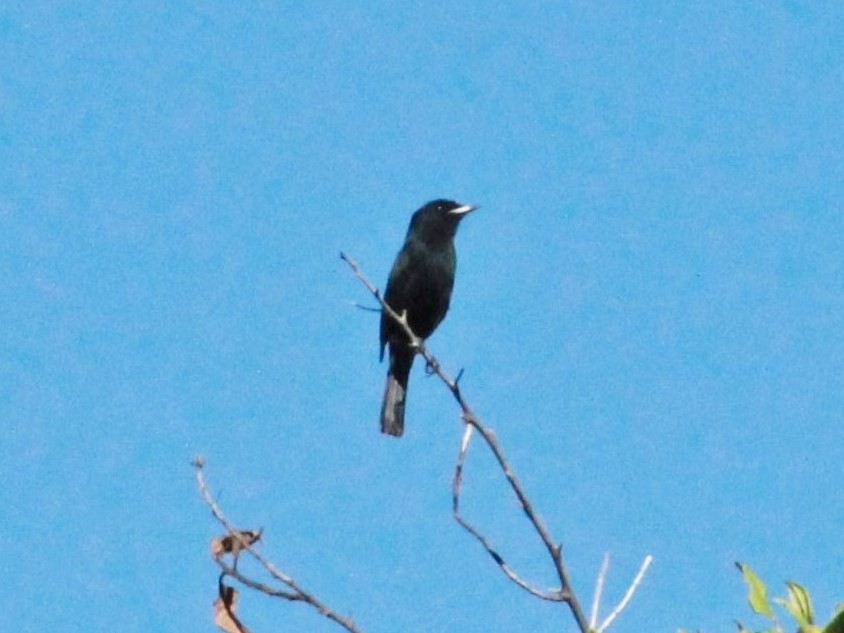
(409, 335), (424, 353)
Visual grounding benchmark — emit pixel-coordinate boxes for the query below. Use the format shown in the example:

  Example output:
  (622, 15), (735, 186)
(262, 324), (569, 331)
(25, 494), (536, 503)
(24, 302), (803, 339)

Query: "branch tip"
(597, 555), (653, 632)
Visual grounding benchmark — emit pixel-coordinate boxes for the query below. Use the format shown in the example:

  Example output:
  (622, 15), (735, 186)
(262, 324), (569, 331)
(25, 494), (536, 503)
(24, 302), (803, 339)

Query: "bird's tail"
(380, 351), (412, 437)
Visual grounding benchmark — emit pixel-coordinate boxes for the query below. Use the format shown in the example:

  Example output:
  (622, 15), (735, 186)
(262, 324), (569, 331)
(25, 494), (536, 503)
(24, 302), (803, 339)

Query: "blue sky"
(2, 2), (843, 632)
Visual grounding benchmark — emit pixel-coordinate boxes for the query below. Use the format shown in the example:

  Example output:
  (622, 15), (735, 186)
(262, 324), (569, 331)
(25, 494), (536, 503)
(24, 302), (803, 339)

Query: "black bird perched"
(379, 199), (477, 437)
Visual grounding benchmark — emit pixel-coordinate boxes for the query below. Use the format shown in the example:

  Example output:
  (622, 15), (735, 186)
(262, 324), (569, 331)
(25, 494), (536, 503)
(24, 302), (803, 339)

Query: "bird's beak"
(449, 204), (478, 216)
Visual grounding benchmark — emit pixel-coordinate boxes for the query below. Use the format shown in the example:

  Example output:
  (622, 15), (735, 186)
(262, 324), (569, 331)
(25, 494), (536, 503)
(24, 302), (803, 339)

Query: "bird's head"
(407, 199), (478, 244)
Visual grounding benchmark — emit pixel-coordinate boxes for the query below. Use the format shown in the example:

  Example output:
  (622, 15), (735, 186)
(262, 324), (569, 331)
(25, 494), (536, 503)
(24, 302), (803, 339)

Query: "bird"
(379, 199), (477, 437)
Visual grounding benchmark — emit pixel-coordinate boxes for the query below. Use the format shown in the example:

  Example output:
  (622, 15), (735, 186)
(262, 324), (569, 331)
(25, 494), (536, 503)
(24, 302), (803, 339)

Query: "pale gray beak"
(449, 203), (478, 216)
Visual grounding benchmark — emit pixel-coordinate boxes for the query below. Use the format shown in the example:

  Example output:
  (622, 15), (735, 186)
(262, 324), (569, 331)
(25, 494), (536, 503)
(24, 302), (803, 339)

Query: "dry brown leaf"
(211, 529), (262, 558)
(214, 584), (251, 633)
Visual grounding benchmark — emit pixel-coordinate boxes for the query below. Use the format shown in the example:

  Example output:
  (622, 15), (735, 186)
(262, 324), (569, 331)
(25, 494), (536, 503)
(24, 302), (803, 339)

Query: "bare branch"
(340, 253), (592, 632)
(591, 553), (611, 629)
(193, 457), (363, 633)
(597, 555), (654, 632)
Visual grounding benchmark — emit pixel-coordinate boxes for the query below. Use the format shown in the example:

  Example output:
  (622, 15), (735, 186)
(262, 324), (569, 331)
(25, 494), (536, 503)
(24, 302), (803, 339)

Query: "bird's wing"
(380, 245), (416, 360)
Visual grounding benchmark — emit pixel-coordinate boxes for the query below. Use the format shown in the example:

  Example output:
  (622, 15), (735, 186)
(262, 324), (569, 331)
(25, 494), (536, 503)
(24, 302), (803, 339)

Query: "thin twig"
(340, 252), (591, 631)
(348, 301), (381, 313)
(451, 424), (560, 601)
(193, 457), (363, 633)
(591, 553), (611, 629)
(598, 555), (653, 632)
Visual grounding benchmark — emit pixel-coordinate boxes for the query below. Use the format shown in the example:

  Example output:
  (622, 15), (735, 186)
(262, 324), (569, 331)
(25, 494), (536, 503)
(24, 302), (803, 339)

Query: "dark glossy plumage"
(379, 199), (476, 437)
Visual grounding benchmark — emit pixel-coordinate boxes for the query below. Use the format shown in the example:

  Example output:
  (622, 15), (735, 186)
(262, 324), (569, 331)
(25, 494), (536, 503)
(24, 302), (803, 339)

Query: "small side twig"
(451, 422), (560, 601)
(193, 457), (363, 633)
(348, 300), (381, 313)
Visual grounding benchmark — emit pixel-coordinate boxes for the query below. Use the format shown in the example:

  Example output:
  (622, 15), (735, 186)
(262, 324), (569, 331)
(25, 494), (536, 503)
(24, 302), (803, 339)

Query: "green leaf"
(824, 607), (844, 633)
(736, 562), (775, 618)
(773, 581), (815, 627)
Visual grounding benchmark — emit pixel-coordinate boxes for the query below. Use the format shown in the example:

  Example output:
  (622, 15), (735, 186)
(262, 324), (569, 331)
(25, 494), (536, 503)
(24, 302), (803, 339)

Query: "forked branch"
(193, 457), (363, 633)
(341, 251), (652, 633)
